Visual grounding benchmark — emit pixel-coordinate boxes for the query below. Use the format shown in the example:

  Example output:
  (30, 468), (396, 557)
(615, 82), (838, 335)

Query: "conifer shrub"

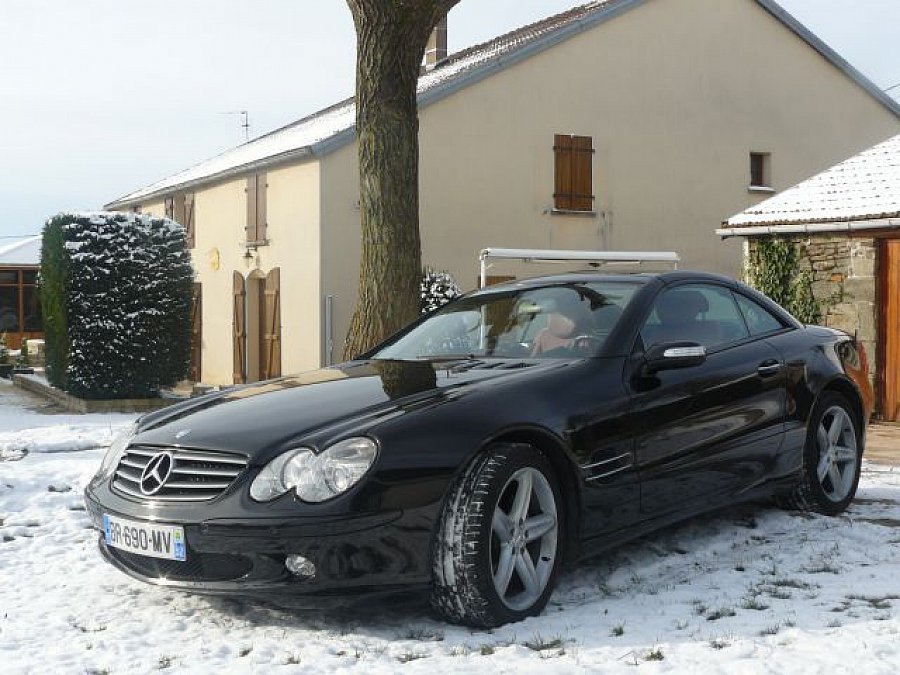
(40, 212), (193, 398)
(420, 267), (462, 314)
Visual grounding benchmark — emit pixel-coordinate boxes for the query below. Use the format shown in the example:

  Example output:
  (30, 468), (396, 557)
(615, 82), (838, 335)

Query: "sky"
(1, 0), (898, 238)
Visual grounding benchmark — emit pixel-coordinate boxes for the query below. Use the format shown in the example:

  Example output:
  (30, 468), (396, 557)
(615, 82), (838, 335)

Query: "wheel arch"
(483, 426), (583, 563)
(817, 376), (865, 443)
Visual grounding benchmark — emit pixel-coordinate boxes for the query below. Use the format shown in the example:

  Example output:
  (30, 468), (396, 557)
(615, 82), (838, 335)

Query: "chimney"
(424, 16), (448, 70)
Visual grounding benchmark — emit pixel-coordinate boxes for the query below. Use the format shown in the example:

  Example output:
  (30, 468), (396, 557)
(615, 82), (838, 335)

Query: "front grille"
(110, 547), (252, 582)
(113, 445), (249, 502)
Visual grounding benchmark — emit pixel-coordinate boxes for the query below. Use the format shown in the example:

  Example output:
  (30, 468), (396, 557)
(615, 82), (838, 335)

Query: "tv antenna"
(221, 110), (250, 142)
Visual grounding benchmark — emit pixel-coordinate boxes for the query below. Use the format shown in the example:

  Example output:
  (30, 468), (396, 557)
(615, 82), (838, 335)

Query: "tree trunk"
(343, 0), (460, 360)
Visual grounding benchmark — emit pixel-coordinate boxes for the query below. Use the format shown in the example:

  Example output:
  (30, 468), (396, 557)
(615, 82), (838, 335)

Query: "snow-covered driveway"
(1, 381), (898, 674)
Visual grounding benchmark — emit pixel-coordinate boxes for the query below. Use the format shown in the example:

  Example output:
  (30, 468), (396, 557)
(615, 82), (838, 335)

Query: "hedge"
(40, 212), (193, 399)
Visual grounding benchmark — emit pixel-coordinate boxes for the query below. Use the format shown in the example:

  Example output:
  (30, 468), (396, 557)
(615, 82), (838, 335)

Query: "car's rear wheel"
(777, 391), (861, 515)
(430, 443), (562, 627)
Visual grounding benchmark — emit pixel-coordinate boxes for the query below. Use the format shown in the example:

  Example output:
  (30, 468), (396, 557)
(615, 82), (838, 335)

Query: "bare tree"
(343, 0), (461, 359)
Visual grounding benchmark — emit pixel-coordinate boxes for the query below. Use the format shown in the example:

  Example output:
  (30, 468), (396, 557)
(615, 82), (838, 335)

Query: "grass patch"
(706, 607), (736, 622)
(644, 647), (664, 661)
(741, 596), (770, 611)
(398, 627), (444, 642)
(524, 634), (564, 651)
(396, 651), (429, 663)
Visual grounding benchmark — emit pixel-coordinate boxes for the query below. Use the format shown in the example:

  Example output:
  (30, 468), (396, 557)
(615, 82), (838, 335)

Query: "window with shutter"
(164, 196), (175, 219)
(553, 134), (594, 212)
(245, 173), (268, 244)
(182, 193), (195, 249)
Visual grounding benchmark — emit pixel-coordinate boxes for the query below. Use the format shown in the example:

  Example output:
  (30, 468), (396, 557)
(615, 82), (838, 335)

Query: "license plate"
(103, 514), (186, 561)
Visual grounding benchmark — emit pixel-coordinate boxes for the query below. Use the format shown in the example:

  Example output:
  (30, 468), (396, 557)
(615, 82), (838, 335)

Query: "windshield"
(373, 281), (639, 360)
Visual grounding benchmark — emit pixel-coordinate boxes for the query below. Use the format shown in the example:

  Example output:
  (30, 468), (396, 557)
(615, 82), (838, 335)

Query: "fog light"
(285, 554), (316, 578)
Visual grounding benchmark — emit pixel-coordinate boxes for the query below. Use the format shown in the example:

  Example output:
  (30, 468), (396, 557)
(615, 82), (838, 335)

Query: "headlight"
(249, 437), (378, 503)
(98, 421), (139, 479)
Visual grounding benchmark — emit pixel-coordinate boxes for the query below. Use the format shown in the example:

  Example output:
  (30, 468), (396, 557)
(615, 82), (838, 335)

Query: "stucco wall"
(135, 164), (322, 385)
(319, 0), (898, 360)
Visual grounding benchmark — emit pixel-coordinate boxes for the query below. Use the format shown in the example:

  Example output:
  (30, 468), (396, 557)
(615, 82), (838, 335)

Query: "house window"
(0, 268), (42, 333)
(750, 152), (771, 189)
(554, 134), (594, 212)
(164, 194), (195, 248)
(245, 173), (268, 244)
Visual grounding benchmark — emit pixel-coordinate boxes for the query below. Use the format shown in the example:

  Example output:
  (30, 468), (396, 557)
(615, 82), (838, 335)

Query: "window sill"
(748, 186), (776, 194)
(548, 208), (597, 218)
(244, 239), (270, 248)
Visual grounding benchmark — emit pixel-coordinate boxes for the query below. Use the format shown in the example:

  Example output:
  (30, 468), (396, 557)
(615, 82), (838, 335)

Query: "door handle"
(757, 361), (781, 377)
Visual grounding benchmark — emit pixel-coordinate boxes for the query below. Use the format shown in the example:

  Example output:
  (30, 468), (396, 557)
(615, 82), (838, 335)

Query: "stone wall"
(747, 235), (877, 382)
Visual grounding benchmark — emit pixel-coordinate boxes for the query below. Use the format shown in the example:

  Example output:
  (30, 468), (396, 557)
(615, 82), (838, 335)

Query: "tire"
(777, 391), (862, 515)
(430, 443), (563, 627)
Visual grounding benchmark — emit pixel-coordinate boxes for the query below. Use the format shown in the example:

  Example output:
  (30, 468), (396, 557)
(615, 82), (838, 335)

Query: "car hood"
(134, 359), (562, 459)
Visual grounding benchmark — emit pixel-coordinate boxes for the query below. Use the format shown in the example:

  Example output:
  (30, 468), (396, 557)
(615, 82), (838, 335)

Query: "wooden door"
(189, 283), (202, 382)
(881, 240), (900, 421)
(262, 268), (281, 379)
(232, 272), (246, 384)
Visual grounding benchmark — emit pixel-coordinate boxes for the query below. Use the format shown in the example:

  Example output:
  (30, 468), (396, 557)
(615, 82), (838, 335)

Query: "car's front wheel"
(778, 391), (862, 515)
(430, 443), (562, 627)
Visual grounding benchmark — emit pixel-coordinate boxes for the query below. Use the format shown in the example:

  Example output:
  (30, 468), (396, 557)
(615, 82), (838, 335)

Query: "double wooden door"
(233, 269), (281, 384)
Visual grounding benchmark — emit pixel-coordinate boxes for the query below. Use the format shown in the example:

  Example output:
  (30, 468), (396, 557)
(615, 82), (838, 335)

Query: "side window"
(734, 293), (786, 336)
(640, 284), (750, 350)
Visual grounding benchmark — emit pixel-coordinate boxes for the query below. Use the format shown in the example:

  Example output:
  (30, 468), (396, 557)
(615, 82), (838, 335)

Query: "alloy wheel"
(490, 467), (558, 611)
(815, 405), (858, 503)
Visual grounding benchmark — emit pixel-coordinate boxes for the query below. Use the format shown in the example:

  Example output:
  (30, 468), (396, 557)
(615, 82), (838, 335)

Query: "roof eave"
(717, 216), (900, 238)
(105, 146), (316, 210)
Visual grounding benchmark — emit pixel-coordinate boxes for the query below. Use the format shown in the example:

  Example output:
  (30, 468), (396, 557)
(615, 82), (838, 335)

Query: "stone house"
(718, 133), (900, 421)
(105, 0), (900, 386)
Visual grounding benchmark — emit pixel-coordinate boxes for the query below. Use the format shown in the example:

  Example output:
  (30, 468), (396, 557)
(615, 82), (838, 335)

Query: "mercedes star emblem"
(139, 452), (175, 496)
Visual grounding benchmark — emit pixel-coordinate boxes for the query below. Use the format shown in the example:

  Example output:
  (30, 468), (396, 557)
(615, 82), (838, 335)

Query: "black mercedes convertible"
(84, 271), (872, 627)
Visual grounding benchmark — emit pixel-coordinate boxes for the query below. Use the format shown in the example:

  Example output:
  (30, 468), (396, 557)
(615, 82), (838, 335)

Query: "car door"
(626, 283), (787, 515)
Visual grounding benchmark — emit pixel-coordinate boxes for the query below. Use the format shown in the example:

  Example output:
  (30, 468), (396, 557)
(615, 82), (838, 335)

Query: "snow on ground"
(1, 380), (899, 674)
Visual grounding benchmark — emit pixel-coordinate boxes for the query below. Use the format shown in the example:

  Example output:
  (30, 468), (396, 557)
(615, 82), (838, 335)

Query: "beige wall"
(319, 0), (897, 361)
(138, 0), (900, 373)
(149, 163), (323, 385)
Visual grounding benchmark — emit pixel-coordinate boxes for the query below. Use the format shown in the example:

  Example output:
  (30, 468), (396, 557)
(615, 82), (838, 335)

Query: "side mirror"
(643, 342), (706, 374)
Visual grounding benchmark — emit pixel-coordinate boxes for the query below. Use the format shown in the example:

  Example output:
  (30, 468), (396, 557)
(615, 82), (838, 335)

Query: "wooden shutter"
(245, 173), (267, 243)
(164, 196), (175, 219)
(183, 193), (195, 249)
(256, 173), (268, 242)
(189, 283), (202, 382)
(232, 272), (246, 384)
(553, 134), (594, 211)
(245, 176), (258, 242)
(263, 268), (281, 379)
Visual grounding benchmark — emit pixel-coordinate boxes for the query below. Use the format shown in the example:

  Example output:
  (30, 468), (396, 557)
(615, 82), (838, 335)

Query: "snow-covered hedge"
(420, 267), (462, 314)
(40, 212), (193, 399)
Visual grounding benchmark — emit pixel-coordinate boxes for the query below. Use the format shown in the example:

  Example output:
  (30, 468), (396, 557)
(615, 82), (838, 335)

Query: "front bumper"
(84, 483), (435, 606)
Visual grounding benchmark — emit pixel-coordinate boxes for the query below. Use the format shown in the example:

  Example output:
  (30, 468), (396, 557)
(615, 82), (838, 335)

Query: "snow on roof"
(0, 236), (41, 266)
(104, 0), (625, 207)
(724, 133), (900, 229)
